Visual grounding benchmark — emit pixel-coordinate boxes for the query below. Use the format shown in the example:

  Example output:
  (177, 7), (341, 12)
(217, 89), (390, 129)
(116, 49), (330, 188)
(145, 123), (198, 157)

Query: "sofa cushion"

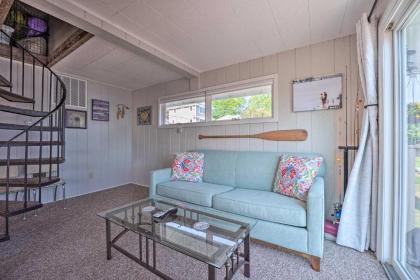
(156, 181), (234, 207)
(235, 152), (280, 191)
(195, 150), (238, 187)
(193, 150), (327, 190)
(213, 188), (307, 227)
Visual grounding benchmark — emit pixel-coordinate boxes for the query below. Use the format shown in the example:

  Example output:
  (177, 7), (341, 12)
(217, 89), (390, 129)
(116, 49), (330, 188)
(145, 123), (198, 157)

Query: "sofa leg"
(251, 238), (321, 272)
(310, 256), (320, 272)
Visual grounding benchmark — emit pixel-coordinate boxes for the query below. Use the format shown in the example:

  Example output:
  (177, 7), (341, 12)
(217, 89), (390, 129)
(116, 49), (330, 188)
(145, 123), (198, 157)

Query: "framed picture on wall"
(137, 106), (152, 125)
(65, 109), (87, 129)
(292, 74), (342, 112)
(91, 99), (109, 121)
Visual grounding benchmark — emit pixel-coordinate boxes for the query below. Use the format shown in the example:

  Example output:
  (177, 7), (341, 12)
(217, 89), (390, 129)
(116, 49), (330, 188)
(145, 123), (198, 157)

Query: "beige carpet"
(0, 184), (387, 280)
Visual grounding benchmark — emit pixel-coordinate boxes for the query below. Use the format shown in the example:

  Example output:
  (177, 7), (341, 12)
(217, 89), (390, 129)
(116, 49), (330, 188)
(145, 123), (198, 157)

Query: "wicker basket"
(17, 36), (46, 55)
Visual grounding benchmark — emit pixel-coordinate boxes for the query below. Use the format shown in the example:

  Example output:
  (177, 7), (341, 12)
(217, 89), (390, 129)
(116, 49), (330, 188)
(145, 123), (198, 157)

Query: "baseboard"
(131, 181), (149, 188)
(42, 181), (137, 205)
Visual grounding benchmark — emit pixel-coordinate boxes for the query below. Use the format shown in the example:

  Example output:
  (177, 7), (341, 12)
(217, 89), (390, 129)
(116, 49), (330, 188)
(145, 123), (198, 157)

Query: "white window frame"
(158, 90), (206, 127)
(379, 1), (420, 279)
(393, 2), (420, 279)
(158, 74), (278, 128)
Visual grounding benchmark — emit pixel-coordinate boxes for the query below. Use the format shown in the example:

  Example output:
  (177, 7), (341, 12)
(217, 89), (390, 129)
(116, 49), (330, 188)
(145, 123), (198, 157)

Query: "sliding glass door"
(396, 2), (420, 279)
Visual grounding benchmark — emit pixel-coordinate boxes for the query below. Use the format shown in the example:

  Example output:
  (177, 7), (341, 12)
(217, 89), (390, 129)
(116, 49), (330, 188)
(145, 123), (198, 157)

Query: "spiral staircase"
(0, 29), (66, 242)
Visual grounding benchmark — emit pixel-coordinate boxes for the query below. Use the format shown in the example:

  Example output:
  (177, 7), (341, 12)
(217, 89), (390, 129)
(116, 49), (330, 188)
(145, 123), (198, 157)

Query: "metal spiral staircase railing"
(0, 30), (66, 242)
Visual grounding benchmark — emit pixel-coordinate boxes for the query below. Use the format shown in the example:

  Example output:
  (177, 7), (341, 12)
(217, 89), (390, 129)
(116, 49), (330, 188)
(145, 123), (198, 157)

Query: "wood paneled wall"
(0, 58), (133, 202)
(132, 35), (363, 216)
(61, 80), (132, 202)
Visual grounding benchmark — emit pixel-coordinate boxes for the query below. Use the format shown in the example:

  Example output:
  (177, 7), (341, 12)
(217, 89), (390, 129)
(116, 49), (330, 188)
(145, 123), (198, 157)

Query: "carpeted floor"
(0, 184), (387, 280)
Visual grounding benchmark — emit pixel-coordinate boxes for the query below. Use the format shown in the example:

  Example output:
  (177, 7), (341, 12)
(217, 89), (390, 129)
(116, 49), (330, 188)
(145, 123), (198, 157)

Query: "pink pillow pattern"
(171, 152), (204, 182)
(273, 155), (323, 201)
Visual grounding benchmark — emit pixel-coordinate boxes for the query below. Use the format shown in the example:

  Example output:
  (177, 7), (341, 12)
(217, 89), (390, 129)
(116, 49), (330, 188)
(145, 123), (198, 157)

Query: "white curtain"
(336, 14), (379, 252)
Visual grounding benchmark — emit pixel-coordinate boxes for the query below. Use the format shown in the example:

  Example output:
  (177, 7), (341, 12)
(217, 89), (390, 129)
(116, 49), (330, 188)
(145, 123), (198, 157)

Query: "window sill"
(158, 116), (278, 129)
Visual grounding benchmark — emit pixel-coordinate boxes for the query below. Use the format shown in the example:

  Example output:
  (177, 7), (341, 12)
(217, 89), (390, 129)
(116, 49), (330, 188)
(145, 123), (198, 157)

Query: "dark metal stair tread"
(0, 141), (63, 146)
(0, 88), (33, 103)
(0, 105), (48, 117)
(0, 158), (64, 166)
(0, 123), (59, 131)
(0, 74), (12, 87)
(0, 200), (42, 217)
(0, 177), (60, 188)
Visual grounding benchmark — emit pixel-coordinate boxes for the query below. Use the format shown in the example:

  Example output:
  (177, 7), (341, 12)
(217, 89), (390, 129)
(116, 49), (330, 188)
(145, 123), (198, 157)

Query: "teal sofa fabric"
(149, 150), (325, 262)
(201, 150), (237, 186)
(156, 181), (234, 207)
(213, 188), (307, 227)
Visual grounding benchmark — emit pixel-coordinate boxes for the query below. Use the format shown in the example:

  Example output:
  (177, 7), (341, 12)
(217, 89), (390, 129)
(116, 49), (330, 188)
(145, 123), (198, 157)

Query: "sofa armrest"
(149, 168), (171, 197)
(307, 176), (325, 258)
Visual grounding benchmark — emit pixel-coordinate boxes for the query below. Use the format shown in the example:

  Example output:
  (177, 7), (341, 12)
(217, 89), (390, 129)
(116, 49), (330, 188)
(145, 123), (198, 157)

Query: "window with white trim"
(210, 84), (273, 121)
(160, 95), (205, 125)
(158, 75), (277, 127)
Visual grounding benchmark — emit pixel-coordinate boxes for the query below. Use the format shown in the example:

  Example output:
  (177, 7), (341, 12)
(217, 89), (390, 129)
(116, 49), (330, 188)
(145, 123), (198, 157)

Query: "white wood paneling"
(0, 56), (133, 203)
(131, 35), (361, 217)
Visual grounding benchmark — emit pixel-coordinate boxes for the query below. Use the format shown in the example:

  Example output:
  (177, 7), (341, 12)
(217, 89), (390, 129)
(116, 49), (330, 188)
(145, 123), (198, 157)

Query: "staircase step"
(0, 141), (63, 146)
(0, 200), (43, 217)
(0, 123), (60, 131)
(0, 176), (60, 188)
(0, 158), (64, 166)
(0, 105), (48, 117)
(0, 74), (12, 87)
(0, 88), (34, 103)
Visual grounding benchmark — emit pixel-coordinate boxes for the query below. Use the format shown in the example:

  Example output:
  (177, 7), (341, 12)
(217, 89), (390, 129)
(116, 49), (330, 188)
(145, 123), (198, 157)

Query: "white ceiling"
(53, 36), (183, 90)
(67, 0), (376, 72)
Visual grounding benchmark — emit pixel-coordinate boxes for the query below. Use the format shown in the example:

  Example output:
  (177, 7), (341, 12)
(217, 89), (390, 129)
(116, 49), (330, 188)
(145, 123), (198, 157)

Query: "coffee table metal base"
(105, 220), (250, 280)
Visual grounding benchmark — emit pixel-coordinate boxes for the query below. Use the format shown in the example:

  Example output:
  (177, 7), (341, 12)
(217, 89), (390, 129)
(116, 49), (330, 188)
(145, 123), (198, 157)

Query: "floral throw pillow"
(170, 152), (204, 182)
(273, 155), (323, 201)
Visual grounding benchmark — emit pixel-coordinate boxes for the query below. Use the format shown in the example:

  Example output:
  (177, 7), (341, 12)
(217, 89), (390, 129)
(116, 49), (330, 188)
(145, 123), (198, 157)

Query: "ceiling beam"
(22, 0), (199, 78)
(47, 29), (93, 67)
(0, 0), (13, 25)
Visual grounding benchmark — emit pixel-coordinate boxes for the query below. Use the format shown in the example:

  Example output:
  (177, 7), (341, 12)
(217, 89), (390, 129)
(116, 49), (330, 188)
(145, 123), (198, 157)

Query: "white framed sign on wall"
(292, 74), (343, 112)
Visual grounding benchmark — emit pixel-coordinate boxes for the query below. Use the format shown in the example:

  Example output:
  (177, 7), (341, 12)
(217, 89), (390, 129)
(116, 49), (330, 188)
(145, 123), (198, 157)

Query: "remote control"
(153, 207), (178, 221)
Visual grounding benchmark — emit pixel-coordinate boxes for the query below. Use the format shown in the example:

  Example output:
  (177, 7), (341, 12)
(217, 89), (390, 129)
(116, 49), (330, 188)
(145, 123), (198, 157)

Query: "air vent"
(56, 74), (87, 109)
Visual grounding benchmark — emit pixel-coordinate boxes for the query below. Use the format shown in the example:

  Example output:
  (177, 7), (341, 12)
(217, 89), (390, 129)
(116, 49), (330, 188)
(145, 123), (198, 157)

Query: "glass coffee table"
(98, 198), (251, 280)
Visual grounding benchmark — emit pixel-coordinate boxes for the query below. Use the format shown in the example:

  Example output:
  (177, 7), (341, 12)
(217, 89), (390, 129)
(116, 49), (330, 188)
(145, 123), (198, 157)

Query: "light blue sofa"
(150, 150), (325, 271)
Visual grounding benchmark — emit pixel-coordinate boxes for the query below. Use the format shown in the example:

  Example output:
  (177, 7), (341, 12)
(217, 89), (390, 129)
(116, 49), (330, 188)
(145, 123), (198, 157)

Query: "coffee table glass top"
(98, 198), (251, 268)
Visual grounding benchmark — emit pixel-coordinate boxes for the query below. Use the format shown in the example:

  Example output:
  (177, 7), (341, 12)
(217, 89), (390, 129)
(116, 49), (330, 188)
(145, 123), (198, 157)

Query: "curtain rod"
(368, 0), (378, 23)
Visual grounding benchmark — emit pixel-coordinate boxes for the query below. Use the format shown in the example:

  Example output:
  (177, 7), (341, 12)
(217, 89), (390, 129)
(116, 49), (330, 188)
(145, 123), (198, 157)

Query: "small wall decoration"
(92, 99), (109, 121)
(65, 109), (87, 129)
(292, 74), (342, 112)
(116, 104), (130, 120)
(137, 106), (152, 125)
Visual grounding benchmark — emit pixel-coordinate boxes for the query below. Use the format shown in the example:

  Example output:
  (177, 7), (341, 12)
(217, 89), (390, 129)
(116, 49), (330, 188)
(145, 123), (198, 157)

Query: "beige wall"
(132, 34), (362, 216)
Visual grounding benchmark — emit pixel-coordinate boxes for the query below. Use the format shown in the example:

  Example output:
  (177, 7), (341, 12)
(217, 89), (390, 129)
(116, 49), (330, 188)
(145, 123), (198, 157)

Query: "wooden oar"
(198, 129), (308, 141)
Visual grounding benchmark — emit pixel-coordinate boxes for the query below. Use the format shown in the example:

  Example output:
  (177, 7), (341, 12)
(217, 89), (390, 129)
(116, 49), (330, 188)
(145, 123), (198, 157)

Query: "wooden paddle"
(198, 129), (308, 141)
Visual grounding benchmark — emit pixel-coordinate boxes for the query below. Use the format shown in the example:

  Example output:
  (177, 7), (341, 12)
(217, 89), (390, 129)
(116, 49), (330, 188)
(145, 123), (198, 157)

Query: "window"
(210, 84), (272, 121)
(394, 2), (420, 279)
(160, 95), (205, 125)
(158, 75), (277, 127)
